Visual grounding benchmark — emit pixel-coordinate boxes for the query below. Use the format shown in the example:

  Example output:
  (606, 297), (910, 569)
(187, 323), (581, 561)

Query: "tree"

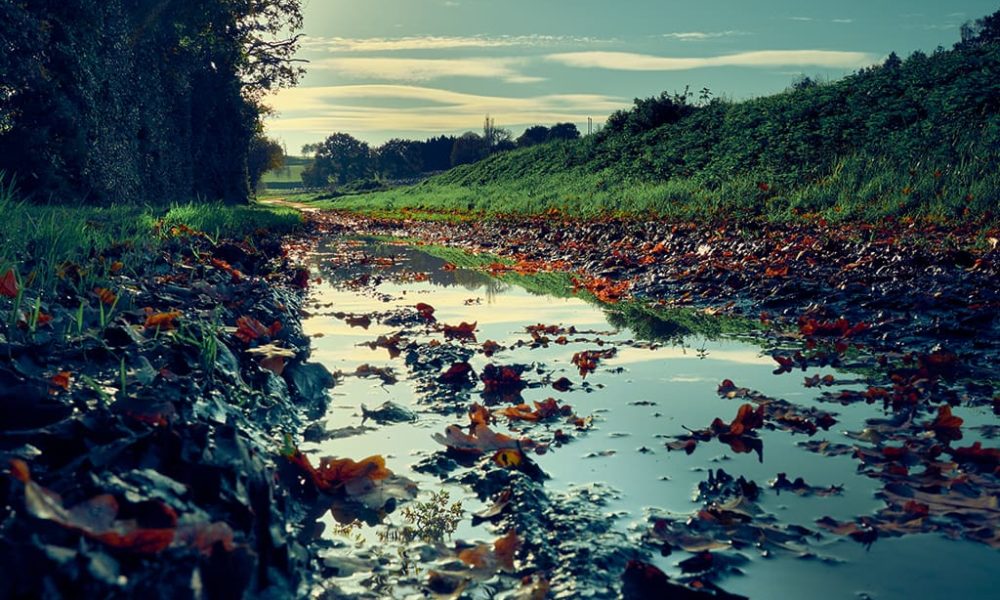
(304, 133), (373, 187)
(248, 135), (285, 191)
(377, 138), (423, 179)
(960, 10), (1000, 47)
(547, 122), (581, 141)
(450, 132), (488, 166)
(517, 126), (550, 147)
(421, 135), (457, 171)
(0, 0), (305, 205)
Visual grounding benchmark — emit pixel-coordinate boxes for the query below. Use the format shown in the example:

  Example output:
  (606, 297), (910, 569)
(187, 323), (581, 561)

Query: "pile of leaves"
(0, 224), (337, 597)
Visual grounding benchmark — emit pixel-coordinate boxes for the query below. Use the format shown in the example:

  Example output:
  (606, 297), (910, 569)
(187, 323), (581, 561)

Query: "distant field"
(258, 156), (310, 191)
(261, 163), (306, 184)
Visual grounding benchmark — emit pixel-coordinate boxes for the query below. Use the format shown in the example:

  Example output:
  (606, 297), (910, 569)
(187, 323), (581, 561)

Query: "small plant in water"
(378, 490), (464, 544)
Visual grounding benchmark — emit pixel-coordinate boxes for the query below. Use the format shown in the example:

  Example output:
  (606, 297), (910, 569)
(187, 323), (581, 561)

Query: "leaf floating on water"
(438, 362), (474, 386)
(457, 530), (521, 572)
(928, 404), (964, 441)
(432, 424), (535, 455)
(443, 321), (477, 341)
(480, 364), (527, 395)
(415, 302), (436, 321)
(571, 348), (617, 377)
(280, 448), (391, 492)
(355, 364), (398, 385)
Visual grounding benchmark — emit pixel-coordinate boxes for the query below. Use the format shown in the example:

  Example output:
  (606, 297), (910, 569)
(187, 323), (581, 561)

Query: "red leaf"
(0, 268), (18, 298)
(439, 362), (473, 385)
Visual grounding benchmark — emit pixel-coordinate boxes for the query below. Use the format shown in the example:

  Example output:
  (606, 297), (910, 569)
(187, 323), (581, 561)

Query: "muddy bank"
(0, 225), (335, 598)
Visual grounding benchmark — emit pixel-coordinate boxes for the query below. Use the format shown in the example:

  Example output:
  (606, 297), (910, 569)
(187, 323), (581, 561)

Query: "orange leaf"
(94, 287), (117, 305)
(144, 310), (181, 330)
(51, 371), (72, 391)
(235, 315), (269, 343)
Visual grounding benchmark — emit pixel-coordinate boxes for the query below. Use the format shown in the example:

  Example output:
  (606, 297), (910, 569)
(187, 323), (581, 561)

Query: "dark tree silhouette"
(0, 0), (304, 205)
(377, 139), (424, 179)
(517, 126), (550, 147)
(547, 122), (581, 141)
(451, 132), (488, 167)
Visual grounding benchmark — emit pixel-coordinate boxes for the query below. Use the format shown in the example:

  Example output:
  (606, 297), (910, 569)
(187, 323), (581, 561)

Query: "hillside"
(330, 33), (1000, 223)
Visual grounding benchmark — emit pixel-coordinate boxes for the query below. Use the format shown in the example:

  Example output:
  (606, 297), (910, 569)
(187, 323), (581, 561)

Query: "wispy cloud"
(266, 85), (625, 137)
(832, 18), (854, 24)
(300, 34), (615, 53)
(789, 16), (815, 22)
(546, 50), (879, 71)
(661, 30), (750, 41)
(310, 57), (543, 83)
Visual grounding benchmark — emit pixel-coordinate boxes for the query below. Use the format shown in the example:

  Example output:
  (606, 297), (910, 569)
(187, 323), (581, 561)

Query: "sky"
(264, 0), (998, 152)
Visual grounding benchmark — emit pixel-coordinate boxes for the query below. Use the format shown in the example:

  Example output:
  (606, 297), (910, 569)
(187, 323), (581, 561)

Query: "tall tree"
(304, 133), (373, 187)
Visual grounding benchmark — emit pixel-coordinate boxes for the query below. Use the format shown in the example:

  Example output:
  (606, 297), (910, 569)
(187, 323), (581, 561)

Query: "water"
(299, 237), (998, 598)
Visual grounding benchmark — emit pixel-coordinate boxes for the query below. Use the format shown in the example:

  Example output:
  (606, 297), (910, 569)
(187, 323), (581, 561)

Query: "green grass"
(0, 173), (304, 299)
(310, 146), (1000, 226)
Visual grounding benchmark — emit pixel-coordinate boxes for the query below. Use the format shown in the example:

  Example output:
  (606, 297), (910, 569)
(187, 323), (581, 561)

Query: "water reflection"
(299, 237), (1000, 600)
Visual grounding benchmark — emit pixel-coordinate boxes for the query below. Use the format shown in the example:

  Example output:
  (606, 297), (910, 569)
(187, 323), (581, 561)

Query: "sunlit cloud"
(546, 50), (879, 71)
(265, 84), (626, 139)
(661, 31), (749, 41)
(310, 57), (544, 83)
(300, 34), (616, 53)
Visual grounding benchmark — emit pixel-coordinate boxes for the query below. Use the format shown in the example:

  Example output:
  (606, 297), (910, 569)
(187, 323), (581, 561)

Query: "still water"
(300, 238), (997, 599)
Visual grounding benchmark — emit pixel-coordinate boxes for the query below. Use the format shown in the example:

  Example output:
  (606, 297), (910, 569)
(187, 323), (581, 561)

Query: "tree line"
(298, 118), (581, 189)
(0, 0), (304, 205)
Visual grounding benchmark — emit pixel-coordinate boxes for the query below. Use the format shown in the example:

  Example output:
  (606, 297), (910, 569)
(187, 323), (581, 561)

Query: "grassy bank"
(312, 35), (1000, 225)
(0, 178), (303, 300)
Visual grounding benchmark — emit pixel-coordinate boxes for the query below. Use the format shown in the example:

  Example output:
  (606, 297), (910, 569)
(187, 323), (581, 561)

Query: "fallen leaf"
(0, 268), (18, 298)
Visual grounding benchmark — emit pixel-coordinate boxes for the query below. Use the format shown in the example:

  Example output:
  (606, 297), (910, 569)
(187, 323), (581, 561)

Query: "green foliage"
(0, 0), (304, 205)
(248, 136), (286, 191)
(333, 27), (1000, 225)
(301, 132), (374, 187)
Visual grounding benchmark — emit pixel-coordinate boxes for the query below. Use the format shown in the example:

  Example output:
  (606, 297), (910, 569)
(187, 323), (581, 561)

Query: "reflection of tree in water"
(604, 305), (692, 344)
(313, 238), (512, 302)
(450, 269), (510, 303)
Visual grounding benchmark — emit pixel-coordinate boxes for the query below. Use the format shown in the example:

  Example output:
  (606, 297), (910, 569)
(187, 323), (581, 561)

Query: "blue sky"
(265, 0), (998, 151)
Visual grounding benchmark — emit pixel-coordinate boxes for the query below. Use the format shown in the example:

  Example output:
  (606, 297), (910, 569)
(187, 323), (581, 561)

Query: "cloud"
(832, 18), (854, 24)
(300, 34), (615, 53)
(546, 50), (879, 71)
(310, 56), (544, 83)
(265, 85), (626, 138)
(788, 16), (815, 22)
(661, 31), (749, 41)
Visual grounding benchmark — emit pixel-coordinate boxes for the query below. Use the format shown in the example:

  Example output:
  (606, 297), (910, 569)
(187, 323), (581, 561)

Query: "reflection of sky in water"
(302, 239), (999, 599)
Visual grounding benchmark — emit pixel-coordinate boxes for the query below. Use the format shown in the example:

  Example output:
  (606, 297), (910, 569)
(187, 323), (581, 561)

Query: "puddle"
(299, 237), (998, 598)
